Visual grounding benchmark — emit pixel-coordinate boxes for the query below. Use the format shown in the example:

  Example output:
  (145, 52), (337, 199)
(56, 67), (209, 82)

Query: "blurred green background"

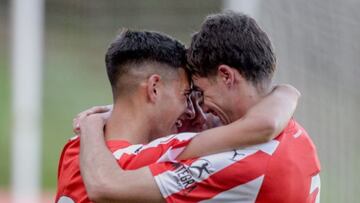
(0, 0), (222, 193)
(1, 0), (360, 202)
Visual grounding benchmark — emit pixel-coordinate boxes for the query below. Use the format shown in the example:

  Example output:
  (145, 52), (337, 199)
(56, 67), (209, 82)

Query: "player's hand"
(78, 114), (107, 138)
(73, 105), (113, 134)
(273, 84), (301, 98)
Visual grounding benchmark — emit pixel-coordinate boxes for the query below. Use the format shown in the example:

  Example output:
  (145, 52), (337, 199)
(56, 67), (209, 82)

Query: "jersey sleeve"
(110, 132), (197, 170)
(148, 140), (279, 203)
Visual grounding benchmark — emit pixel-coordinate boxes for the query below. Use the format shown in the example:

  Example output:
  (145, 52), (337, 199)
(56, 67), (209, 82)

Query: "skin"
(177, 90), (223, 133)
(77, 63), (300, 202)
(103, 68), (194, 145)
(192, 65), (272, 124)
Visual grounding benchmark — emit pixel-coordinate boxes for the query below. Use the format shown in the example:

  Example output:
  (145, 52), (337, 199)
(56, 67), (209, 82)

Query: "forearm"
(178, 116), (272, 159)
(244, 84), (300, 137)
(79, 124), (124, 202)
(79, 116), (163, 203)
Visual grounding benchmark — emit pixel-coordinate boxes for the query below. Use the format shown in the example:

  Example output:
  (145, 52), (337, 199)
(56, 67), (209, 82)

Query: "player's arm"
(79, 115), (164, 203)
(177, 84), (300, 159)
(78, 84), (300, 202)
(75, 84), (299, 162)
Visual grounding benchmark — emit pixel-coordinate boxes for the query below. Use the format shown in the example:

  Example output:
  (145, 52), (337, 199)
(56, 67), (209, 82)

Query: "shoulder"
(140, 132), (198, 152)
(152, 132), (198, 145)
(59, 136), (80, 163)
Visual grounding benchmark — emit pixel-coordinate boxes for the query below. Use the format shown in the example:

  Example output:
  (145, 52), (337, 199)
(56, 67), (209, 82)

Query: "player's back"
(55, 133), (196, 203)
(255, 120), (321, 202)
(56, 137), (88, 203)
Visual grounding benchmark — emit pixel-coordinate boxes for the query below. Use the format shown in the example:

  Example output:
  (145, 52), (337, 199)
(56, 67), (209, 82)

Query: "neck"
(104, 98), (151, 144)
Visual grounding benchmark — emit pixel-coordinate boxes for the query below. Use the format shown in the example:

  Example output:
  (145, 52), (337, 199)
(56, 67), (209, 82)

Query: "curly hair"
(187, 11), (276, 84)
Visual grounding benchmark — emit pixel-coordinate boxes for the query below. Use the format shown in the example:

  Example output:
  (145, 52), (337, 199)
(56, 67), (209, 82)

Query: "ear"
(147, 74), (161, 103)
(217, 65), (236, 88)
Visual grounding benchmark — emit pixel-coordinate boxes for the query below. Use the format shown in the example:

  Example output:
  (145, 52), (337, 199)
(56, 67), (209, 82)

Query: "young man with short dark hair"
(78, 12), (321, 202)
(81, 12), (320, 203)
(56, 28), (299, 203)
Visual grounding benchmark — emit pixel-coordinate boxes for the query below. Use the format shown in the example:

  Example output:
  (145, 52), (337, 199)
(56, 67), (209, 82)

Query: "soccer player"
(56, 29), (299, 203)
(78, 12), (321, 203)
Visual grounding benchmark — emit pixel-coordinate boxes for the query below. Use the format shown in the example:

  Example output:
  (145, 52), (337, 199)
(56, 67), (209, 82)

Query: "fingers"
(77, 114), (107, 139)
(73, 117), (81, 135)
(72, 105), (113, 134)
(85, 105), (112, 115)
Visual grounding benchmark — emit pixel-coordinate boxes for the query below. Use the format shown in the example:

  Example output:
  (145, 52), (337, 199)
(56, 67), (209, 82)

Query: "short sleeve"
(110, 132), (197, 170)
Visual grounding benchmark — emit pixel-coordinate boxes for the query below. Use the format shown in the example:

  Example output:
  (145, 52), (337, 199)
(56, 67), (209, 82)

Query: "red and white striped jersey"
(55, 132), (197, 203)
(149, 119), (321, 203)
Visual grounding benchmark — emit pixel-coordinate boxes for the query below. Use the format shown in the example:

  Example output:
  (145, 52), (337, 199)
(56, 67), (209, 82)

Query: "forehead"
(177, 68), (190, 88)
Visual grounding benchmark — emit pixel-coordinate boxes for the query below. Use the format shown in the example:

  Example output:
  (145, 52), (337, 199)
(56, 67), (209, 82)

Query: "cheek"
(204, 96), (221, 110)
(167, 94), (183, 113)
(175, 98), (187, 117)
(175, 98), (187, 114)
(205, 87), (224, 105)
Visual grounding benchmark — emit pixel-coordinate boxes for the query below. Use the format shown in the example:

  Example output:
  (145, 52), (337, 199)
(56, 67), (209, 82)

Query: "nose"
(190, 91), (207, 123)
(184, 96), (196, 120)
(191, 102), (207, 130)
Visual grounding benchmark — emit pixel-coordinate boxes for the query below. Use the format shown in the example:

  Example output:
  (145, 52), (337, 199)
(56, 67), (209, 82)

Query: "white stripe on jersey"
(154, 140), (280, 198)
(112, 132), (197, 160)
(112, 144), (143, 159)
(145, 132), (197, 147)
(57, 196), (75, 203)
(310, 173), (321, 203)
(244, 139), (280, 155)
(69, 135), (78, 141)
(293, 129), (302, 138)
(157, 146), (186, 163)
(199, 175), (264, 203)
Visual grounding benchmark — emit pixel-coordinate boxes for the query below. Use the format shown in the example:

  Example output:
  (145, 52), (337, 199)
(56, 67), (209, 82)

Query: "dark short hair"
(187, 11), (276, 84)
(105, 29), (187, 94)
